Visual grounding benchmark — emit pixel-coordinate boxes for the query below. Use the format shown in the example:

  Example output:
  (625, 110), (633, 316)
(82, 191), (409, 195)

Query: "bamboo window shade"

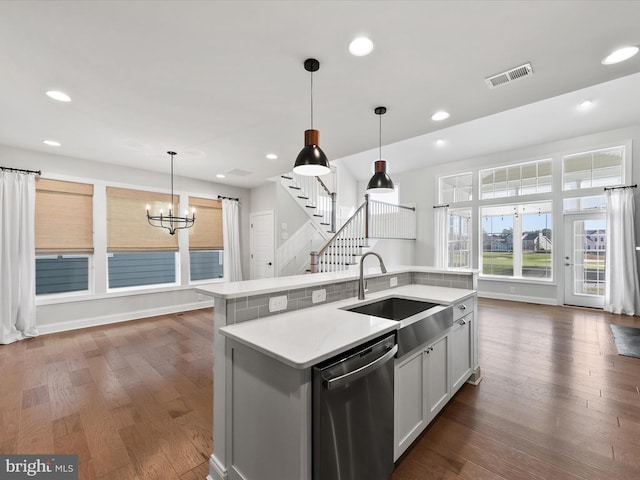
(189, 197), (223, 250)
(107, 187), (178, 252)
(35, 178), (94, 254)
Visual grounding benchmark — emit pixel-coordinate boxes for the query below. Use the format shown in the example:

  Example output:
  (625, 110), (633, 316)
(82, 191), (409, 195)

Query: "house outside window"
(481, 202), (552, 279)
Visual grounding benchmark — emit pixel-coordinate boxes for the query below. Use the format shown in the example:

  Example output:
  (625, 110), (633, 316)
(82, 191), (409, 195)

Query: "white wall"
(334, 161), (360, 227)
(1, 144), (251, 332)
(384, 124), (640, 305)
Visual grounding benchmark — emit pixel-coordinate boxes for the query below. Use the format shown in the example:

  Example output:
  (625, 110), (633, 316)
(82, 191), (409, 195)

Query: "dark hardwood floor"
(1, 299), (639, 479)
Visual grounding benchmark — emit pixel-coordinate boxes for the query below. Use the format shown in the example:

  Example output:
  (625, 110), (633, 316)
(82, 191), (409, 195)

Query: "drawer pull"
(460, 319), (466, 325)
(459, 304), (467, 310)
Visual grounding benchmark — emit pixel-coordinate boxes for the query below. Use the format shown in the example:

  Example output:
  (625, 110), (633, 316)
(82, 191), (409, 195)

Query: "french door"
(563, 213), (606, 308)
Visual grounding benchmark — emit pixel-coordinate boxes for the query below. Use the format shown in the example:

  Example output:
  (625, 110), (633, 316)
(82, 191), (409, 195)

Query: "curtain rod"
(604, 184), (637, 191)
(218, 195), (239, 201)
(1, 166), (41, 175)
(433, 204), (449, 209)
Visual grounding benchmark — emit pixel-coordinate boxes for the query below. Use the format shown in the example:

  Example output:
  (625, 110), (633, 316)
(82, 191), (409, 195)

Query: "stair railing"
(368, 198), (416, 239)
(310, 198), (368, 273)
(310, 194), (416, 273)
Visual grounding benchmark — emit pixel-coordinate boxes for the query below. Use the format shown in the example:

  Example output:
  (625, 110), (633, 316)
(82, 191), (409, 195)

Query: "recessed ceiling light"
(43, 140), (61, 147)
(602, 46), (639, 65)
(216, 174), (226, 179)
(265, 153), (278, 160)
(431, 111), (450, 121)
(436, 139), (446, 147)
(578, 99), (593, 110)
(349, 37), (374, 57)
(45, 90), (71, 102)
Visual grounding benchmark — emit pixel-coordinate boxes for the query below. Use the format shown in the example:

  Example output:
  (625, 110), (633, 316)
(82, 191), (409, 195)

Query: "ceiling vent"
(485, 63), (533, 89)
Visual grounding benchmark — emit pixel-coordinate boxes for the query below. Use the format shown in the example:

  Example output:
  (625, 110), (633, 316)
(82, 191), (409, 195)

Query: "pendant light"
(146, 151), (196, 235)
(293, 58), (331, 176)
(366, 106), (395, 193)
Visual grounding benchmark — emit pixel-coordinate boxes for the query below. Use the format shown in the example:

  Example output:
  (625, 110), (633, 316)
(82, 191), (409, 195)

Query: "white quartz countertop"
(196, 265), (476, 299)
(219, 284), (475, 369)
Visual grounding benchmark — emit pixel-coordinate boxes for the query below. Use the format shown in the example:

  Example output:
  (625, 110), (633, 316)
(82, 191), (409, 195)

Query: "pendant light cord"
(170, 153), (175, 223)
(310, 70), (314, 130)
(379, 112), (382, 160)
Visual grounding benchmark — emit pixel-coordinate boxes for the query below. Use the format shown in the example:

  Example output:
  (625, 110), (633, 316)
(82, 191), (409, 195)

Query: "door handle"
(267, 262), (273, 266)
(564, 263), (572, 266)
(323, 345), (398, 390)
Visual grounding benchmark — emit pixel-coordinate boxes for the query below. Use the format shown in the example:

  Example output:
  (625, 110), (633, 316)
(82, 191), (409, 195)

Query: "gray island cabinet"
(197, 267), (480, 480)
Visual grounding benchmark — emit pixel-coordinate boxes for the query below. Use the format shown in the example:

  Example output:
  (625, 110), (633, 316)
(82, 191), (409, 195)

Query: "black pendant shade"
(294, 129), (330, 176)
(366, 106), (395, 193)
(293, 58), (330, 176)
(366, 160), (394, 192)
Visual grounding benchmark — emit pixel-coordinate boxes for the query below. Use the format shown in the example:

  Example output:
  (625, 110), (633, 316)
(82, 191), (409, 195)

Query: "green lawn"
(482, 251), (552, 276)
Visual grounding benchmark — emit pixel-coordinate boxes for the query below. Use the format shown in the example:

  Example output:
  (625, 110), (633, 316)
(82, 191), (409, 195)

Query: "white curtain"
(605, 188), (640, 315)
(0, 171), (38, 344)
(222, 198), (243, 282)
(433, 206), (448, 269)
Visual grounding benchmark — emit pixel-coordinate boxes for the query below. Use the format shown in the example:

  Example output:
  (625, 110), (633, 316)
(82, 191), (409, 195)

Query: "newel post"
(364, 193), (370, 239)
(310, 251), (319, 273)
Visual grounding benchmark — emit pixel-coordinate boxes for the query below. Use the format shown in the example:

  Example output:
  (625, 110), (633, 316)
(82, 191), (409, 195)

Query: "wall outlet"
(269, 295), (288, 312)
(281, 222), (288, 230)
(509, 286), (516, 293)
(390, 277), (398, 288)
(312, 289), (326, 304)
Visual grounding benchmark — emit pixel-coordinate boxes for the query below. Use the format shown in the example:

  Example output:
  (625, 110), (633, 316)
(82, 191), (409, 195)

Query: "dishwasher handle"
(324, 344), (398, 390)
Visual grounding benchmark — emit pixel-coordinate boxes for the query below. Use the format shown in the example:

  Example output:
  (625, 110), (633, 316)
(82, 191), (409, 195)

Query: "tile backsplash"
(225, 271), (475, 324)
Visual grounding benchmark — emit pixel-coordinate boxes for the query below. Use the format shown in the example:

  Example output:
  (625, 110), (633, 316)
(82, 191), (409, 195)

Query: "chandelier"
(146, 151), (195, 235)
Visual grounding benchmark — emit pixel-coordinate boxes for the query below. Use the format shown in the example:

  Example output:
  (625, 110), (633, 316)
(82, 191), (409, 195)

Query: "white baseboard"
(37, 300), (215, 335)
(478, 291), (558, 305)
(208, 455), (227, 480)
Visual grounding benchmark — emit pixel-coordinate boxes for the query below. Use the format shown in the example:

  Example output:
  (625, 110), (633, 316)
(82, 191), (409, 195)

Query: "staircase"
(278, 172), (417, 274)
(310, 195), (417, 273)
(280, 172), (336, 236)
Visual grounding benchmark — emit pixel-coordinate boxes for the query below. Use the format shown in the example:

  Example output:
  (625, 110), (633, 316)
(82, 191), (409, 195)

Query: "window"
(35, 179), (93, 295)
(36, 255), (90, 295)
(481, 202), (552, 279)
(106, 187), (178, 289)
(189, 197), (224, 281)
(563, 195), (606, 212)
(480, 159), (551, 199)
(439, 173), (472, 203)
(563, 146), (624, 190)
(447, 209), (471, 268)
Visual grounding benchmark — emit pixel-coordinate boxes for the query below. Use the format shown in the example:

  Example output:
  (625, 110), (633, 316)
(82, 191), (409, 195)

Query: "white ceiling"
(1, 1), (639, 188)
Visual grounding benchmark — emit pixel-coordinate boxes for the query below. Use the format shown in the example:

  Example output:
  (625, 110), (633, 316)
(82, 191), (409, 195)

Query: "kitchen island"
(197, 266), (479, 480)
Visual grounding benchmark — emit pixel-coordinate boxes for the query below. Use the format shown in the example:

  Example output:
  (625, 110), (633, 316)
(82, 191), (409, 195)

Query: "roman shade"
(35, 178), (94, 254)
(107, 187), (178, 252)
(189, 197), (223, 250)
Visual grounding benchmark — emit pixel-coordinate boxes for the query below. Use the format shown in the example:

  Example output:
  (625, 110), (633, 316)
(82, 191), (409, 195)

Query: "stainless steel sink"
(345, 297), (440, 321)
(344, 296), (453, 358)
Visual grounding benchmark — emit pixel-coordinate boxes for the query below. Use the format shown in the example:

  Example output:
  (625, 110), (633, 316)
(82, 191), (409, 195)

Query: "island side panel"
(226, 339), (311, 480)
(210, 295), (229, 480)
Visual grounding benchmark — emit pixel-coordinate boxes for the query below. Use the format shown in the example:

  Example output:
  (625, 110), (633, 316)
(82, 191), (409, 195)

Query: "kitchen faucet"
(358, 252), (387, 300)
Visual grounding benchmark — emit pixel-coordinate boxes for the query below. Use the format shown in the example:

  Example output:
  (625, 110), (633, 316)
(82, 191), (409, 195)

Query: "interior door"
(563, 213), (606, 308)
(250, 210), (275, 279)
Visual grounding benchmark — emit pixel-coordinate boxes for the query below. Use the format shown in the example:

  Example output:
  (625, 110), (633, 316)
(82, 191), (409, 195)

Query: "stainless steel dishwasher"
(313, 332), (397, 480)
